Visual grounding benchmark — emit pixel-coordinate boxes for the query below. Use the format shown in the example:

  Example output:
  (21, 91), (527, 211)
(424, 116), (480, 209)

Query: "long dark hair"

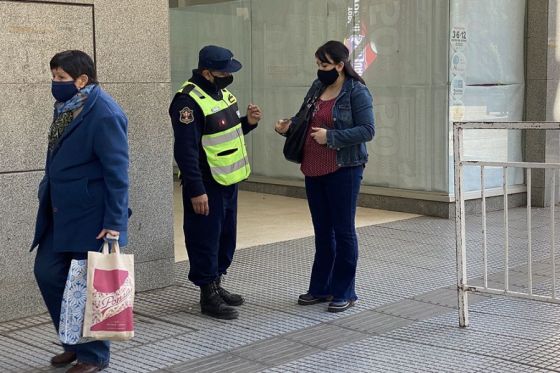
(50, 50), (98, 85)
(315, 40), (365, 84)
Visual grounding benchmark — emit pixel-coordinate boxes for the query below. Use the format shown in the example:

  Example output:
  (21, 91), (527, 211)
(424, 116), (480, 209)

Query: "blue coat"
(31, 85), (130, 253)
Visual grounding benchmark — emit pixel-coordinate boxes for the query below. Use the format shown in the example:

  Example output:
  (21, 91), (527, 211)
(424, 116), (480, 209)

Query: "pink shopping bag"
(83, 240), (134, 341)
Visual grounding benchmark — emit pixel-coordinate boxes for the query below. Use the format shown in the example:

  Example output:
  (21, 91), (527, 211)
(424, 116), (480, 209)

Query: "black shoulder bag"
(282, 84), (326, 163)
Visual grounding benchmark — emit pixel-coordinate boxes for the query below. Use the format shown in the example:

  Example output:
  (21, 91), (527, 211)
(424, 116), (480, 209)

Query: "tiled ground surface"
(3, 207), (560, 372)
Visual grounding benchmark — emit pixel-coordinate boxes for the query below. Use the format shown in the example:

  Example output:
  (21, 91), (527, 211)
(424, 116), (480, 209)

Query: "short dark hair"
(315, 40), (365, 85)
(49, 50), (98, 84)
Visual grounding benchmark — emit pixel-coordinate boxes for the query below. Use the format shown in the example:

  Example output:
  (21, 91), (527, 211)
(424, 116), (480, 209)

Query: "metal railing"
(454, 121), (560, 327)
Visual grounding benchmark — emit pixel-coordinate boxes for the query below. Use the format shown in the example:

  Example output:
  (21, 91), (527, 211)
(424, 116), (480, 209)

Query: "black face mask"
(317, 68), (339, 86)
(212, 74), (234, 89)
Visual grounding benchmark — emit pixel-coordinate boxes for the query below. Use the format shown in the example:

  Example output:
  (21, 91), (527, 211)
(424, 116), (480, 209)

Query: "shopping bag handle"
(101, 238), (121, 255)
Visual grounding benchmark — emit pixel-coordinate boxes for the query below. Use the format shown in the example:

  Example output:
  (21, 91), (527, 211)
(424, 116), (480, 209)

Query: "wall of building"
(0, 0), (174, 321)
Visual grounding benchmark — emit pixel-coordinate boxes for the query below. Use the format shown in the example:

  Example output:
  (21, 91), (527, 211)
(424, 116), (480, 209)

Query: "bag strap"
(300, 84), (326, 127)
(285, 83), (327, 138)
(101, 237), (121, 255)
(307, 84), (326, 108)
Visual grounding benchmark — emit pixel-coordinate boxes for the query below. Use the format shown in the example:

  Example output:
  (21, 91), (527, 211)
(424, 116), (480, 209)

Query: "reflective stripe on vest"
(178, 81), (251, 186)
(201, 124), (243, 147)
(212, 157), (249, 176)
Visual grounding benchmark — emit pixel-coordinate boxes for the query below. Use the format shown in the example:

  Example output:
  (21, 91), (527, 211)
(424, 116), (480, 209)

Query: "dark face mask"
(51, 80), (79, 102)
(212, 74), (234, 89)
(317, 68), (339, 86)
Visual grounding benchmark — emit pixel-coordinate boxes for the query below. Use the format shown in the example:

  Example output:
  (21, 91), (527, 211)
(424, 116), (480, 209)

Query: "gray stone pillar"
(525, 0), (560, 207)
(0, 1), (174, 321)
(547, 1), (560, 123)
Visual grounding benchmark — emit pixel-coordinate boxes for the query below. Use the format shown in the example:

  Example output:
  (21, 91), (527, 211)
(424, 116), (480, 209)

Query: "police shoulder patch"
(179, 106), (194, 124)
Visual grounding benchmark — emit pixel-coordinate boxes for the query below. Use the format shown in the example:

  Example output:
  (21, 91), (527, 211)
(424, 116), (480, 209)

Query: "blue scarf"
(48, 84), (95, 152)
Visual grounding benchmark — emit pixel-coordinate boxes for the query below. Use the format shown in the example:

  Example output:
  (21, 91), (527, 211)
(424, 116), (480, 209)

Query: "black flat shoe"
(298, 293), (333, 305)
(327, 300), (355, 313)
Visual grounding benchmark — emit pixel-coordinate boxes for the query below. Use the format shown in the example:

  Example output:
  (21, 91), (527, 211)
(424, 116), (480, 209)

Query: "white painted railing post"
(454, 123), (468, 327)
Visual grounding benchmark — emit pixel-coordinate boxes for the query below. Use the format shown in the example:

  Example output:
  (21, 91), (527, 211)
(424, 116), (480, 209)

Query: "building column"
(525, 0), (560, 207)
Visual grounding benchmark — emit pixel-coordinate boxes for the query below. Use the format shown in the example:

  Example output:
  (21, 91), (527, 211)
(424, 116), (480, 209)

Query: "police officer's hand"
(191, 194), (209, 215)
(247, 104), (262, 125)
(275, 119), (291, 134)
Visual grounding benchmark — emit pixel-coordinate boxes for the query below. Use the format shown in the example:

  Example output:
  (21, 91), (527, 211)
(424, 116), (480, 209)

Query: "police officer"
(170, 45), (261, 319)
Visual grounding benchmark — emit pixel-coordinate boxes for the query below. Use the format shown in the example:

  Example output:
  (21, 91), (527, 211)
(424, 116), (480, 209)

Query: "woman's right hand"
(275, 119), (291, 135)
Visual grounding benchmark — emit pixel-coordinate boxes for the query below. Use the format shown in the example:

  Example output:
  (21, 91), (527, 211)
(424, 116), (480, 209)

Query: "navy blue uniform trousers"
(34, 227), (110, 366)
(182, 181), (238, 286)
(304, 165), (363, 302)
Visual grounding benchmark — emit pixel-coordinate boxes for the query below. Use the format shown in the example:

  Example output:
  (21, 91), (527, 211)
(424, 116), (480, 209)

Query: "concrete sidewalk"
(2, 207), (560, 372)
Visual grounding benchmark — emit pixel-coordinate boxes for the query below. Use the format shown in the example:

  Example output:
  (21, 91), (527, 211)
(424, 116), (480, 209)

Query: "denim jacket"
(294, 78), (375, 167)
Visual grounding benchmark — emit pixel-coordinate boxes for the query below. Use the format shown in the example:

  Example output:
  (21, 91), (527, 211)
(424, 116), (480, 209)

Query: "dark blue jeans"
(34, 227), (110, 366)
(182, 181), (238, 286)
(304, 165), (363, 302)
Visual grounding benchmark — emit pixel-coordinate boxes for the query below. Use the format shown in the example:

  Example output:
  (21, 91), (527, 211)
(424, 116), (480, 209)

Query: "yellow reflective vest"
(178, 81), (251, 186)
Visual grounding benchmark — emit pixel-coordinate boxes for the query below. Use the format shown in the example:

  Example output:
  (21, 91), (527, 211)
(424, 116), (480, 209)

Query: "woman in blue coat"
(31, 50), (129, 373)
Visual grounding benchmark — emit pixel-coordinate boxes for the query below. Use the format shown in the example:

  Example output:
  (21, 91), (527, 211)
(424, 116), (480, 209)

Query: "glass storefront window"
(352, 0), (449, 192)
(169, 0), (526, 197)
(449, 0), (526, 193)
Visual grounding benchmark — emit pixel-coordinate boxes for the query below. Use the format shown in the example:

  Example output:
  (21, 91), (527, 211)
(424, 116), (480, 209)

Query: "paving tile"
(423, 306), (560, 341)
(412, 286), (491, 308)
(0, 335), (54, 372)
(167, 352), (266, 373)
(233, 337), (320, 366)
(330, 310), (413, 335)
(375, 299), (455, 320)
(5, 323), (62, 355)
(150, 311), (227, 331)
(385, 322), (540, 360)
(469, 296), (560, 324)
(134, 285), (200, 317)
(5, 315), (187, 355)
(264, 335), (496, 373)
(174, 323), (271, 352)
(0, 313), (51, 333)
(106, 335), (217, 373)
(282, 323), (367, 349)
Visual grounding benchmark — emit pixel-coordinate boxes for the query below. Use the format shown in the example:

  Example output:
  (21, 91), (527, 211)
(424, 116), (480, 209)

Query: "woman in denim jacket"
(276, 40), (375, 312)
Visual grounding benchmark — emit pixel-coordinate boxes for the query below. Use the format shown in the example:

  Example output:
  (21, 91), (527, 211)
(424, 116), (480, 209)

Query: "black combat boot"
(200, 282), (238, 319)
(216, 275), (244, 306)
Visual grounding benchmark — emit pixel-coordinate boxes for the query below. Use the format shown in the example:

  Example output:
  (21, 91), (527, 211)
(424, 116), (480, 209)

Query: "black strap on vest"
(181, 84), (206, 99)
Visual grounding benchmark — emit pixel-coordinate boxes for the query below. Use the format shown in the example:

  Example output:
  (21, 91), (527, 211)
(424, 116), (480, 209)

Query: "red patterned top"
(301, 98), (339, 177)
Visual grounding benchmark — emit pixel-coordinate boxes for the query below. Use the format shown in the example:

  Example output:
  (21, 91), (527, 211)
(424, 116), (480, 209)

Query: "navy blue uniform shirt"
(169, 70), (257, 198)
